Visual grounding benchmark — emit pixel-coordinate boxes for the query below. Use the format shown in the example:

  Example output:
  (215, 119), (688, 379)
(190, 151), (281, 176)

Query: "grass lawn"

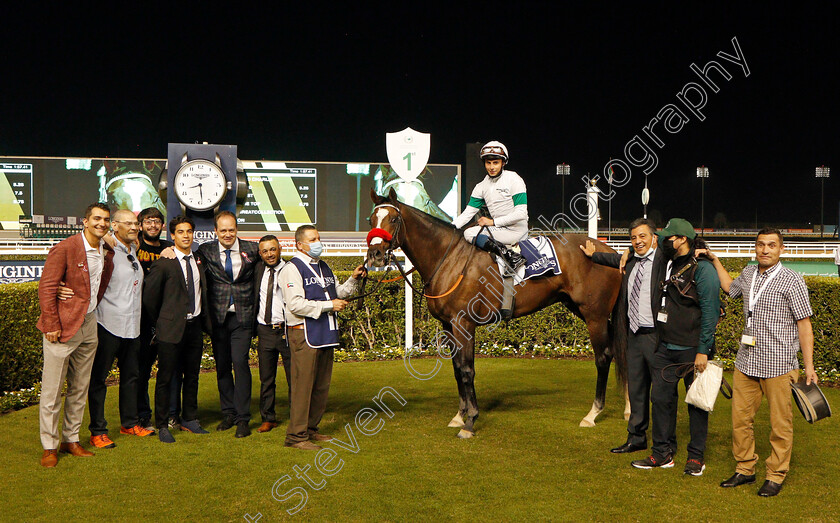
(2, 358), (838, 522)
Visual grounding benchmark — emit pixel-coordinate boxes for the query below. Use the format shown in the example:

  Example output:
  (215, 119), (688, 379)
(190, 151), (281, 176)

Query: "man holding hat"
(631, 218), (720, 477)
(701, 228), (816, 497)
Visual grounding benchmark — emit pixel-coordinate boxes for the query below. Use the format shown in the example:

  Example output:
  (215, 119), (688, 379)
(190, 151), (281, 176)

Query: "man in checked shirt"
(702, 227), (817, 498)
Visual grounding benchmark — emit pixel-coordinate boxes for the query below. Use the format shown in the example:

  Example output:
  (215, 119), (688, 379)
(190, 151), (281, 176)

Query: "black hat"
(791, 379), (832, 423)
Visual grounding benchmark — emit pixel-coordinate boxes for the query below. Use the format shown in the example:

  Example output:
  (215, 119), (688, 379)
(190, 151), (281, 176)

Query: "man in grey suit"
(581, 218), (665, 454)
(195, 211), (260, 438)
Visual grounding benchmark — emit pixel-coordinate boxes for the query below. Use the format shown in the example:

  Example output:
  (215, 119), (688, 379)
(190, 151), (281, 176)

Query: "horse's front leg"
(451, 324), (478, 438)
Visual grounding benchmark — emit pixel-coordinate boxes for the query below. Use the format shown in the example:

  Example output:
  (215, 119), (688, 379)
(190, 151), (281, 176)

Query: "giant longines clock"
(159, 143), (248, 233)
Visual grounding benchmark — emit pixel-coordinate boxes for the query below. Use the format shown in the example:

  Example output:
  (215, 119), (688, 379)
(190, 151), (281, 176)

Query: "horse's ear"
(370, 188), (380, 203)
(387, 188), (398, 203)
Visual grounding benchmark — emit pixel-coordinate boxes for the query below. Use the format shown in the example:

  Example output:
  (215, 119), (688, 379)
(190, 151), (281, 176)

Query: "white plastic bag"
(685, 360), (724, 412)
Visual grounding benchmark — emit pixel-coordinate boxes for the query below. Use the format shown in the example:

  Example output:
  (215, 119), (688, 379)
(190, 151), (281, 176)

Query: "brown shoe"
(257, 421), (278, 433)
(59, 442), (94, 457)
(284, 440), (322, 451)
(40, 449), (58, 468)
(309, 432), (333, 442)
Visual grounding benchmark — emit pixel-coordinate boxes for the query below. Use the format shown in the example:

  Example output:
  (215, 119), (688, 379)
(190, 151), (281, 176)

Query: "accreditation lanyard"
(747, 265), (779, 329)
(659, 260), (693, 310)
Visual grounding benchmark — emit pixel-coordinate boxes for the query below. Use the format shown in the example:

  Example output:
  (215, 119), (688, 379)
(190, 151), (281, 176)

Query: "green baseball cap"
(657, 218), (697, 240)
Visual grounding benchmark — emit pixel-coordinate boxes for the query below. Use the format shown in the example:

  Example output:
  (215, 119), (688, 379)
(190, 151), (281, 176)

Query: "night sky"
(3, 4), (837, 229)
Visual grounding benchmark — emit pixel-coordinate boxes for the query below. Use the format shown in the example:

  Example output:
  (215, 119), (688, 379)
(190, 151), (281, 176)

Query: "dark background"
(2, 4), (836, 229)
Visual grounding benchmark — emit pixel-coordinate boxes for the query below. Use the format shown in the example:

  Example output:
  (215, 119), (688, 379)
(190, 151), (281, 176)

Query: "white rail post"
(403, 255), (413, 350)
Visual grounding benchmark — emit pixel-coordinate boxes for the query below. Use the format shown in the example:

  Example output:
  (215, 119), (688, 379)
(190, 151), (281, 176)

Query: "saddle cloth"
(494, 236), (562, 284)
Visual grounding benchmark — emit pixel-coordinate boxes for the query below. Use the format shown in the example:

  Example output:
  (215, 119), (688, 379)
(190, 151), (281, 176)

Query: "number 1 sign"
(386, 127), (430, 182)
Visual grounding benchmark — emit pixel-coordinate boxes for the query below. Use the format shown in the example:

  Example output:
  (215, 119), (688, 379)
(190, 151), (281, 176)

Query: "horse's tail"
(610, 284), (628, 386)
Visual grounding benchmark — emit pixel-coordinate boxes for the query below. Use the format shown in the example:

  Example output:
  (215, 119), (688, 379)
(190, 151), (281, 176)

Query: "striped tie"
(628, 257), (649, 334)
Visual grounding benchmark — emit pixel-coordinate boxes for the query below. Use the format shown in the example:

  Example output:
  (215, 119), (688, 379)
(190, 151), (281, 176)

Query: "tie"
(628, 257), (648, 334)
(184, 255), (196, 316)
(264, 267), (275, 325)
(224, 249), (234, 305)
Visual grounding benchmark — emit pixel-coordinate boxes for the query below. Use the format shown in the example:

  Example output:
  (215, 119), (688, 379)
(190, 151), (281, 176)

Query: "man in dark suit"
(37, 203), (115, 467)
(196, 211), (260, 438)
(253, 234), (291, 433)
(581, 218), (665, 454)
(143, 215), (211, 443)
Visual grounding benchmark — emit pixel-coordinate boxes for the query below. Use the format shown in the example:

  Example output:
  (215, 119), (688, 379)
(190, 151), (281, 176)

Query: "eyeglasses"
(481, 145), (506, 156)
(113, 220), (140, 228)
(126, 254), (139, 271)
(142, 218), (162, 225)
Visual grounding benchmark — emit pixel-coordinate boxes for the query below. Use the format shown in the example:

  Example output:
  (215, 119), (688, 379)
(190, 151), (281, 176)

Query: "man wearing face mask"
(278, 225), (366, 450)
(581, 218), (665, 455)
(631, 218), (720, 477)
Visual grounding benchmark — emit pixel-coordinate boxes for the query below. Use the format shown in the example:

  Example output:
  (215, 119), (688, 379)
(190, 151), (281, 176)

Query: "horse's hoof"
(579, 419), (596, 428)
(456, 429), (475, 439)
(448, 413), (465, 428)
(624, 412), (631, 421)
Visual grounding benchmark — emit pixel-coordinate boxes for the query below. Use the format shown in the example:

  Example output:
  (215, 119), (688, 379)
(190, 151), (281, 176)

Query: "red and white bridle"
(366, 203), (401, 248)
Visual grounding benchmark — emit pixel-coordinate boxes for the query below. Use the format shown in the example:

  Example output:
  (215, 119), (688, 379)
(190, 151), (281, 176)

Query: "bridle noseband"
(367, 203), (403, 256)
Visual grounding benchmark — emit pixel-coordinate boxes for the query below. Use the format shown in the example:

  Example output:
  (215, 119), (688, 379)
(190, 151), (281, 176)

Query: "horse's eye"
(390, 217), (398, 223)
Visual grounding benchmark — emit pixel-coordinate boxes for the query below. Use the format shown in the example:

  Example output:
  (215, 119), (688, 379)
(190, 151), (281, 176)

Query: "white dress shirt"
(175, 248), (202, 318)
(258, 261), (286, 325)
(82, 232), (104, 314)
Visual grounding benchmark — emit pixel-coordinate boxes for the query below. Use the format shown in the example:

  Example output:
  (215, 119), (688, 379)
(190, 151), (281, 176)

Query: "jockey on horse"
(452, 141), (528, 276)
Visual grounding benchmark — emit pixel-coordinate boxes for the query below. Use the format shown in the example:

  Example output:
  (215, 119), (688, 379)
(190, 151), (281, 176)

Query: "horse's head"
(366, 188), (402, 268)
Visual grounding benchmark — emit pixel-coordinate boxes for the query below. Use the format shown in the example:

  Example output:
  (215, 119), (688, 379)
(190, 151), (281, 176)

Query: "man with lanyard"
(135, 206), (174, 431)
(86, 209), (154, 448)
(279, 225), (365, 450)
(630, 218), (720, 477)
(253, 234), (291, 433)
(452, 141), (528, 275)
(581, 218), (665, 455)
(701, 228), (816, 497)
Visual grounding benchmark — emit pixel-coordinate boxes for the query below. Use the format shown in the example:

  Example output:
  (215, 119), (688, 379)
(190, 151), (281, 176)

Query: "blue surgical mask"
(307, 241), (323, 259)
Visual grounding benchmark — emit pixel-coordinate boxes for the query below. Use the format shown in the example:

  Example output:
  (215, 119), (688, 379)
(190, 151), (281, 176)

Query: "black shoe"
(757, 480), (783, 497)
(158, 427), (175, 444)
(684, 459), (706, 476)
(235, 421), (251, 438)
(504, 250), (526, 274)
(216, 416), (235, 432)
(720, 472), (756, 488)
(611, 442), (647, 454)
(631, 454), (674, 469)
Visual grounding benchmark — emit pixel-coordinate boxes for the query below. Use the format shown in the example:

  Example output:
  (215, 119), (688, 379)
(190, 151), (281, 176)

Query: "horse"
(365, 189), (627, 438)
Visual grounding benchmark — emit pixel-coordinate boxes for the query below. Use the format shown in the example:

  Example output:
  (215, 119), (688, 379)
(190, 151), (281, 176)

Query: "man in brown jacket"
(37, 203), (115, 467)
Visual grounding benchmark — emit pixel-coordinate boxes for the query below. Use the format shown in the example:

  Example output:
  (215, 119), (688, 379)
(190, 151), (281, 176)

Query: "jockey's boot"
(483, 238), (525, 277)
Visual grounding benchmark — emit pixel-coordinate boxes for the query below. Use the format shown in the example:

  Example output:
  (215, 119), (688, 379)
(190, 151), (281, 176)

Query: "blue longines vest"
(288, 257), (340, 349)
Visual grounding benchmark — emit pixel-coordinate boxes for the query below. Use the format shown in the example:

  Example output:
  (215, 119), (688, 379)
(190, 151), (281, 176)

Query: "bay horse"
(365, 189), (626, 438)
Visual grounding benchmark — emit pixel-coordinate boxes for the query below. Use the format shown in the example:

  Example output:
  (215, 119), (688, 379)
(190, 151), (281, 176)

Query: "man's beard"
(142, 230), (161, 242)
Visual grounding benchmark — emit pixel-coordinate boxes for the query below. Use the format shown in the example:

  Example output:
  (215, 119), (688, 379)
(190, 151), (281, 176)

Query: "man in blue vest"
(278, 225), (366, 450)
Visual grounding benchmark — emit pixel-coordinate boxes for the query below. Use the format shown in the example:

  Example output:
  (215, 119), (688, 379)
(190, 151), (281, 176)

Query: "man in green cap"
(631, 218), (720, 477)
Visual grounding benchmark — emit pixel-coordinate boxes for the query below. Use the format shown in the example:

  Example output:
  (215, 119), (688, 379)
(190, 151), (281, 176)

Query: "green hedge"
(3, 270), (839, 410)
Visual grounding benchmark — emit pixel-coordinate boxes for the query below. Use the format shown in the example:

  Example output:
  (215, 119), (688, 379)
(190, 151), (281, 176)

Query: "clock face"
(173, 159), (227, 211)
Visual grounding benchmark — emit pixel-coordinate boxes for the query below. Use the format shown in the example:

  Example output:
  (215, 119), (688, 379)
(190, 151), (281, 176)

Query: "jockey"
(452, 141), (528, 274)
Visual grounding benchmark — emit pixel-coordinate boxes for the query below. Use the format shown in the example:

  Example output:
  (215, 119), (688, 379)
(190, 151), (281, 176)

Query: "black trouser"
(154, 319), (203, 430)
(650, 343), (709, 461)
(257, 323), (292, 422)
(138, 313), (183, 421)
(625, 328), (657, 447)
(88, 325), (140, 435)
(136, 313), (156, 421)
(211, 312), (253, 423)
